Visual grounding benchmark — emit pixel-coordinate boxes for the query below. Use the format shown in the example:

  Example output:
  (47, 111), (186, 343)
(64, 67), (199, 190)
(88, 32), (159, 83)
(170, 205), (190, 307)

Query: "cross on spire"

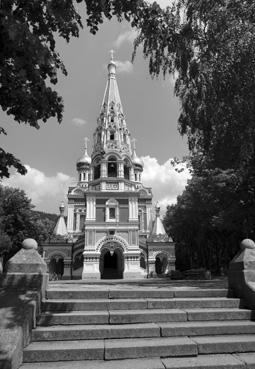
(84, 137), (89, 150)
(132, 138), (137, 151)
(110, 49), (115, 61)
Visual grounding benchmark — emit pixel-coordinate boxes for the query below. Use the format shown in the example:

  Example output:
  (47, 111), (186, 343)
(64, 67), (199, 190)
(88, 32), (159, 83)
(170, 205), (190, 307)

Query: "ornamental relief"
(107, 142), (119, 150)
(96, 234), (129, 252)
(149, 251), (171, 260)
(106, 182), (119, 190)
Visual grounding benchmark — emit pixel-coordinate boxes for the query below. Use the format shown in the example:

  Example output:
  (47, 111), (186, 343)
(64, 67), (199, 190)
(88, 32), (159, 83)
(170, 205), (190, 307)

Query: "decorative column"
(101, 162), (107, 177)
(75, 211), (80, 231)
(130, 167), (135, 181)
(118, 162), (124, 178)
(67, 205), (74, 232)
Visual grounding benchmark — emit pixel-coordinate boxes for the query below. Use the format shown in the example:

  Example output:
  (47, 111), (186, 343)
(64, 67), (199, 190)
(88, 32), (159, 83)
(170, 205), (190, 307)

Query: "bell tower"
(67, 53), (153, 279)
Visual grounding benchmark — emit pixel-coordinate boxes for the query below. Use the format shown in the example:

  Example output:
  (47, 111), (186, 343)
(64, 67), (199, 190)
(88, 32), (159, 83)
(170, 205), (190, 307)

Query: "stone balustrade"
(228, 238), (255, 309)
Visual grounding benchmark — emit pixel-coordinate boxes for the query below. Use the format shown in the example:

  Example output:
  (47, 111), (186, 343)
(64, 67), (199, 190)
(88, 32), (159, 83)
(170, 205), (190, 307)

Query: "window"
(109, 230), (115, 235)
(124, 159), (130, 180)
(110, 132), (115, 140)
(106, 198), (119, 222)
(94, 160), (101, 180)
(109, 208), (116, 219)
(108, 156), (117, 177)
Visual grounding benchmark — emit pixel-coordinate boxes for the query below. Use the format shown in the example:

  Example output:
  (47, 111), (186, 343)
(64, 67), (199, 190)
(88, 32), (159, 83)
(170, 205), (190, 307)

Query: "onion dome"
(132, 139), (144, 168)
(77, 138), (91, 167)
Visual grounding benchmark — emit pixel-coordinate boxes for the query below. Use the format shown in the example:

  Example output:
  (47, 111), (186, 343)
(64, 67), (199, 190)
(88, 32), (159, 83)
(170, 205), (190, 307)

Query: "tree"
(133, 0), (255, 172)
(1, 0), (157, 178)
(0, 185), (57, 261)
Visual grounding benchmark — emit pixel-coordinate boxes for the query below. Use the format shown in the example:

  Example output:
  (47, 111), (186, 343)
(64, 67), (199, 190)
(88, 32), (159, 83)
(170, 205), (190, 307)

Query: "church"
(42, 54), (175, 280)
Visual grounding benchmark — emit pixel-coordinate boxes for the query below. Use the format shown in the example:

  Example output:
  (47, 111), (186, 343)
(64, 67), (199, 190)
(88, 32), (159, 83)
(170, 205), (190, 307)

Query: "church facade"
(42, 55), (175, 280)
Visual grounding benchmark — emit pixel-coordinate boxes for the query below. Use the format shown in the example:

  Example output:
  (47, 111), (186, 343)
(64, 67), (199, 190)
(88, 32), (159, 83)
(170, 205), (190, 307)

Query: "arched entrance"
(100, 246), (124, 279)
(49, 256), (64, 280)
(155, 253), (168, 276)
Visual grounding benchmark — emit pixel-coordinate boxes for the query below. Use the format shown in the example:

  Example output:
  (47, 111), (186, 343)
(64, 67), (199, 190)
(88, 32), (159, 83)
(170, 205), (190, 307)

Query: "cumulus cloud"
(2, 157), (190, 216)
(3, 165), (75, 213)
(142, 156), (190, 214)
(113, 29), (138, 49)
(116, 60), (134, 74)
(72, 117), (87, 126)
(147, 0), (175, 8)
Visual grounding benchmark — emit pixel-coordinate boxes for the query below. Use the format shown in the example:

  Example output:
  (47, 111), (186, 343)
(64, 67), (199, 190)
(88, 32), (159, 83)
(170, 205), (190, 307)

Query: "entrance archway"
(155, 253), (168, 275)
(49, 256), (64, 280)
(100, 247), (124, 279)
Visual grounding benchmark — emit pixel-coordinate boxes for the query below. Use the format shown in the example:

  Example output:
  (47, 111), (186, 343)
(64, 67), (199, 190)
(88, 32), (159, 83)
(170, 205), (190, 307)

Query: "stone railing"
(228, 238), (255, 309)
(0, 238), (48, 369)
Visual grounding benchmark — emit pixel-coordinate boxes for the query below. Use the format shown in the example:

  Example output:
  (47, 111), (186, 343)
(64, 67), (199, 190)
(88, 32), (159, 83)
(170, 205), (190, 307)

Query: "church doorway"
(100, 247), (124, 279)
(49, 256), (64, 280)
(155, 253), (168, 276)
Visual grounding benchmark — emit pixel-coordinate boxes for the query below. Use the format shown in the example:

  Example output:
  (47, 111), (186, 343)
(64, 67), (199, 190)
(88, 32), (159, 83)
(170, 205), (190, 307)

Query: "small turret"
(148, 202), (171, 242)
(77, 137), (91, 185)
(53, 202), (68, 237)
(132, 139), (143, 182)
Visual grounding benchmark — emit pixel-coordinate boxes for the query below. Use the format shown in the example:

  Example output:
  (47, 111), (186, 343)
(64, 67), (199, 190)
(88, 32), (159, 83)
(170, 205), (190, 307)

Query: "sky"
(1, 0), (190, 215)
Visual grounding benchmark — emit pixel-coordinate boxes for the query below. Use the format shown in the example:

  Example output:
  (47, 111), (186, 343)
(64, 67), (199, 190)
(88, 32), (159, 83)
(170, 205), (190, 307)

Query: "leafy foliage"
(0, 0), (155, 177)
(0, 185), (57, 260)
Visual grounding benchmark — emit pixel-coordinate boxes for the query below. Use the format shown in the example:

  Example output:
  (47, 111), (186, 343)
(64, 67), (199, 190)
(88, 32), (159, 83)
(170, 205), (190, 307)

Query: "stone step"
(37, 308), (252, 326)
(46, 288), (228, 300)
(109, 308), (252, 324)
(37, 311), (109, 326)
(192, 334), (255, 355)
(23, 336), (197, 362)
(23, 335), (255, 362)
(19, 353), (255, 369)
(32, 323), (161, 341)
(160, 320), (255, 337)
(32, 320), (255, 341)
(42, 297), (241, 312)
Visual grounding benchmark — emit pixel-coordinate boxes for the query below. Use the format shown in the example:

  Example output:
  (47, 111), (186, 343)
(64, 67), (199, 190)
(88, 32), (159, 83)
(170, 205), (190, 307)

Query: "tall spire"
(100, 50), (124, 118)
(92, 53), (132, 157)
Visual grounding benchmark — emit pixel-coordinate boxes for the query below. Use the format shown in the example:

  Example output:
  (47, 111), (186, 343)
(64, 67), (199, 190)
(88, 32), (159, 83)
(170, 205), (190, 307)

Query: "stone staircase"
(21, 282), (255, 368)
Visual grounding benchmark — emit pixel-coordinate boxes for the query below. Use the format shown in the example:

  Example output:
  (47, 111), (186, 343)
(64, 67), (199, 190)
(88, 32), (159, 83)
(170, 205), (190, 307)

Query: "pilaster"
(67, 205), (74, 232)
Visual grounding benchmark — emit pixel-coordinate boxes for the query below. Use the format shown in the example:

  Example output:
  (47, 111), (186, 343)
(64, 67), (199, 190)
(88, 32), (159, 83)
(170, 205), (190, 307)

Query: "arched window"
(94, 160), (101, 180)
(108, 156), (117, 177)
(124, 159), (130, 180)
(106, 198), (119, 222)
(110, 131), (115, 140)
(123, 133), (127, 143)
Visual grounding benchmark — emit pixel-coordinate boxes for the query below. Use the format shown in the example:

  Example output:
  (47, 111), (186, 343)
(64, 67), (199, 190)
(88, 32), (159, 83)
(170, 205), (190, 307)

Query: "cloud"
(147, 0), (175, 8)
(2, 156), (190, 216)
(3, 165), (75, 213)
(72, 117), (87, 126)
(116, 60), (134, 74)
(142, 156), (190, 214)
(113, 29), (138, 49)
